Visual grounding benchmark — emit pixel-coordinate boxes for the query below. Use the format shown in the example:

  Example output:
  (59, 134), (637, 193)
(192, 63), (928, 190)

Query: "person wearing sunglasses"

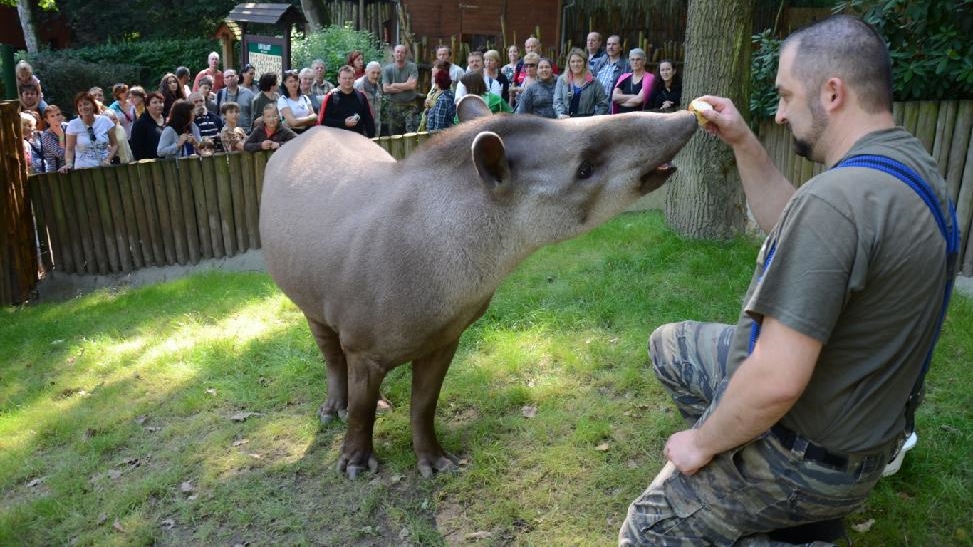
(60, 91), (117, 172)
(514, 57), (557, 119)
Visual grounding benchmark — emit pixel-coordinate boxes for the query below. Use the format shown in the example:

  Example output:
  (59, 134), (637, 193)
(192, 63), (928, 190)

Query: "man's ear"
(822, 77), (845, 113)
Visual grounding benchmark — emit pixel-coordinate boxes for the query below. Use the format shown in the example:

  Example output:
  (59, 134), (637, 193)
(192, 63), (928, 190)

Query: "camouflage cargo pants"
(384, 99), (419, 136)
(618, 321), (896, 546)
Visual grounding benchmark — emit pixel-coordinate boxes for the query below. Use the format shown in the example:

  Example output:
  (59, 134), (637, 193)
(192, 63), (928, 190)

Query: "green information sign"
(245, 37), (285, 81)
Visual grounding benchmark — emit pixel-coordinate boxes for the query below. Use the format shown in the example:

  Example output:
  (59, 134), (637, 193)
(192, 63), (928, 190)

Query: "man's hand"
(695, 95), (753, 146)
(664, 429), (713, 475)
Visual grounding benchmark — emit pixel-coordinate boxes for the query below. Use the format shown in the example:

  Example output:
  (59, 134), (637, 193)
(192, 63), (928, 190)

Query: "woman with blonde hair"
(553, 47), (608, 118)
(509, 52), (540, 107)
(483, 49), (511, 103)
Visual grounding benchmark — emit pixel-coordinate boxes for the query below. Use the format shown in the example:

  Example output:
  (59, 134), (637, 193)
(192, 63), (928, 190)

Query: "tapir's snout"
(635, 110), (698, 194)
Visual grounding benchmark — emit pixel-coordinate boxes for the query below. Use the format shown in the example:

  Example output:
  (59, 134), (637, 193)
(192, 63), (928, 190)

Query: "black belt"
(770, 424), (851, 470)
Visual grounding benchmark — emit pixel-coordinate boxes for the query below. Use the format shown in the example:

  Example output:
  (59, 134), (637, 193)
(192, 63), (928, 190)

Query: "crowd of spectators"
(16, 36), (684, 175)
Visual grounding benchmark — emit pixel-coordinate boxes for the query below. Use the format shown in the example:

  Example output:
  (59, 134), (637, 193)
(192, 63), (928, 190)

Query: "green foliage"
(750, 0), (973, 121)
(291, 25), (385, 82)
(51, 0), (237, 45)
(28, 38), (219, 113)
(836, 0), (973, 101)
(749, 29), (782, 123)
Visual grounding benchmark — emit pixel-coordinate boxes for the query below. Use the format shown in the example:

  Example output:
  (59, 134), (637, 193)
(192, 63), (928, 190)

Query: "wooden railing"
(758, 100), (973, 276)
(28, 132), (434, 276)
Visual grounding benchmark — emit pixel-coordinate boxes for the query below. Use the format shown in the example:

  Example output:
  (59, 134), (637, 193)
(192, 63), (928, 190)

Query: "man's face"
(606, 37), (620, 58)
(366, 66), (380, 84)
(313, 63), (325, 80)
(148, 97), (164, 115)
(524, 39), (539, 54)
(20, 89), (38, 108)
(208, 54), (219, 69)
(394, 46), (407, 63)
(775, 45), (828, 162)
(436, 48), (450, 62)
(191, 95), (206, 116)
(339, 71), (355, 92)
(225, 108), (240, 125)
(224, 70), (238, 87)
(586, 33), (601, 54)
(468, 54), (483, 71)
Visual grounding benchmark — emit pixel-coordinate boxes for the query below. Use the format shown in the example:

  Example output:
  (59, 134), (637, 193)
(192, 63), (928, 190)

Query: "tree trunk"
(300, 0), (325, 33)
(665, 0), (754, 240)
(16, 0), (39, 55)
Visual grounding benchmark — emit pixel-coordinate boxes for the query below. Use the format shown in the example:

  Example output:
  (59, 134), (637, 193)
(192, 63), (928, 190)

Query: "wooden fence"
(6, 100), (973, 301)
(27, 132), (434, 277)
(758, 100), (973, 276)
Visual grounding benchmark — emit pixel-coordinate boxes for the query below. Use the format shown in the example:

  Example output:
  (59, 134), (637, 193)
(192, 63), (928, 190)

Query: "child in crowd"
(218, 102), (248, 153)
(102, 109), (133, 164)
(15, 60), (46, 109)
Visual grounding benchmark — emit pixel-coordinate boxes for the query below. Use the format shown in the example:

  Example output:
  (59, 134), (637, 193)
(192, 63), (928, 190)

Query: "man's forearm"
(732, 132), (796, 233)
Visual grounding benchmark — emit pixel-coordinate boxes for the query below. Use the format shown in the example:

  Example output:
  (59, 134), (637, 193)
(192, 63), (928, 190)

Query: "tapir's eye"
(577, 160), (593, 179)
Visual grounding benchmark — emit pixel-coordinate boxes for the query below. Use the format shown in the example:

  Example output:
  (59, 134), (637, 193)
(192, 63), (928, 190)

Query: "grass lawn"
(1, 211), (970, 546)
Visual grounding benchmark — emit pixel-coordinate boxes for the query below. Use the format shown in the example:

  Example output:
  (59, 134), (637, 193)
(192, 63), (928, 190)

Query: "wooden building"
(326, 0), (827, 68)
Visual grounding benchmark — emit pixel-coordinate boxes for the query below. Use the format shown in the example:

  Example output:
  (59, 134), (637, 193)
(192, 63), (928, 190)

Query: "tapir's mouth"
(638, 162), (677, 195)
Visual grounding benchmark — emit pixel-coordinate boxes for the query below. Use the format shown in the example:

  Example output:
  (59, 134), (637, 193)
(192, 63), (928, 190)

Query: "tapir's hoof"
(318, 403), (348, 424)
(337, 453), (379, 479)
(417, 452), (461, 479)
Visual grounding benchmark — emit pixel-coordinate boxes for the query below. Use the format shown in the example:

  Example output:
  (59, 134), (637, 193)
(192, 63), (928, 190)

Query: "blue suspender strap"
(748, 241), (776, 355)
(832, 154), (959, 410)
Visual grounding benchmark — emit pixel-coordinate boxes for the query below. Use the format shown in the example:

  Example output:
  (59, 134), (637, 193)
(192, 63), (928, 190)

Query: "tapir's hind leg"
(411, 339), (462, 478)
(306, 315), (349, 423)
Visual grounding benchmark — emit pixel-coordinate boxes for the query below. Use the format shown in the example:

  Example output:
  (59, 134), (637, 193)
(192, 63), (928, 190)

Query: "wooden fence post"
(0, 100), (37, 305)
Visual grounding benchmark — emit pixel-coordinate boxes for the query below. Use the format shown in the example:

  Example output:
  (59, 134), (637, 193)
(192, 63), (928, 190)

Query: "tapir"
(259, 96), (699, 478)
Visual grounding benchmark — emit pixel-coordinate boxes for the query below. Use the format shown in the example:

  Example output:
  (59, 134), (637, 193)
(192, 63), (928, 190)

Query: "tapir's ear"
(471, 131), (510, 190)
(457, 95), (492, 122)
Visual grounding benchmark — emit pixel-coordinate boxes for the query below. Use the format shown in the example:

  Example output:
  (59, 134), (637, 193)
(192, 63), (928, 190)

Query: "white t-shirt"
(66, 115), (114, 168)
(277, 94), (314, 119)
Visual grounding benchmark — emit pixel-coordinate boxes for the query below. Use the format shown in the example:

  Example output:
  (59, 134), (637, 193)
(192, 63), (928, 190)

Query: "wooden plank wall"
(758, 100), (973, 276)
(27, 132), (433, 277)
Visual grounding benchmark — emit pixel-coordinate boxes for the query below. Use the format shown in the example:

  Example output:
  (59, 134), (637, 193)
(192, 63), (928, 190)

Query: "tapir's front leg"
(411, 339), (461, 478)
(337, 353), (387, 479)
(306, 316), (348, 423)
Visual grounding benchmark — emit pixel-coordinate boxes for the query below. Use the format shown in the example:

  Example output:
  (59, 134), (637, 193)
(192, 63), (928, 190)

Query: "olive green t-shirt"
(728, 127), (953, 453)
(383, 61), (419, 104)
